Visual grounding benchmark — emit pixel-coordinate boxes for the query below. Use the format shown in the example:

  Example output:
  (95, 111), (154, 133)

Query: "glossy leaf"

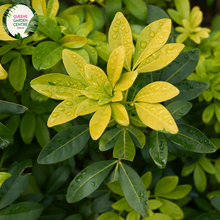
(107, 46), (125, 88)
(46, 0), (59, 18)
(170, 80), (210, 101)
(0, 160), (32, 209)
(0, 173), (11, 187)
(38, 125), (90, 164)
(126, 210), (141, 220)
(194, 164), (206, 192)
(90, 104), (111, 140)
(155, 176), (178, 196)
(127, 125), (145, 148)
(32, 0), (46, 15)
(133, 19), (171, 69)
(60, 35), (87, 48)
(99, 128), (123, 151)
(114, 71), (138, 92)
(148, 131), (168, 169)
(62, 49), (89, 87)
(135, 102), (178, 134)
(135, 81), (179, 103)
(35, 116), (50, 148)
(144, 213), (172, 220)
(0, 64), (8, 80)
(1, 50), (19, 64)
(64, 214), (82, 220)
(106, 0), (122, 20)
(67, 160), (117, 203)
(9, 55), (26, 92)
(46, 165), (71, 194)
(32, 41), (63, 70)
(141, 171), (152, 190)
(0, 202), (43, 220)
(106, 180), (124, 196)
(0, 122), (13, 149)
(76, 99), (99, 116)
(158, 198), (184, 220)
(83, 44), (98, 65)
(181, 164), (195, 176)
(158, 185), (192, 199)
(215, 159), (220, 184)
(147, 5), (170, 23)
(20, 113), (36, 144)
(211, 196), (220, 211)
(119, 162), (148, 217)
(82, 86), (109, 102)
(122, 0), (147, 21)
(166, 123), (217, 153)
(130, 116), (147, 128)
(31, 73), (83, 100)
(109, 12), (133, 71)
(136, 43), (184, 73)
(166, 100), (192, 120)
(149, 199), (163, 210)
(111, 103), (129, 126)
(113, 129), (135, 161)
(47, 96), (87, 127)
(38, 15), (62, 42)
(95, 41), (112, 62)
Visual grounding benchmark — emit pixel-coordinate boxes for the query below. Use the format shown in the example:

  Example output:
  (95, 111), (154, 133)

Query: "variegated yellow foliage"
(31, 12), (183, 139)
(0, 64), (8, 80)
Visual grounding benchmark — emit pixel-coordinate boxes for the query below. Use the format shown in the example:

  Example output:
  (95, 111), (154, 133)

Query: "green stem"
(124, 89), (129, 102)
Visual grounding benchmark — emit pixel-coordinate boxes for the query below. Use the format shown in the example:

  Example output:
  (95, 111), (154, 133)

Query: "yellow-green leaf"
(0, 5), (16, 41)
(109, 12), (133, 71)
(76, 99), (99, 115)
(136, 43), (185, 73)
(90, 104), (111, 140)
(81, 86), (110, 101)
(60, 35), (87, 49)
(112, 197), (133, 212)
(85, 64), (109, 91)
(0, 172), (11, 187)
(46, 0), (59, 18)
(134, 81), (179, 103)
(111, 103), (129, 126)
(126, 210), (141, 220)
(143, 213), (172, 220)
(135, 102), (178, 134)
(30, 73), (83, 100)
(107, 46), (125, 88)
(62, 49), (89, 87)
(149, 199), (163, 210)
(114, 71), (138, 92)
(133, 19), (171, 69)
(48, 96), (87, 127)
(0, 64), (8, 80)
(32, 0), (46, 16)
(141, 171), (152, 189)
(111, 91), (123, 102)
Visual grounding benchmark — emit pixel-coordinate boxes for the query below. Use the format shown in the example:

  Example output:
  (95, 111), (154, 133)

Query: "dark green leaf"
(119, 162), (148, 217)
(0, 122), (13, 149)
(0, 202), (43, 220)
(35, 115), (50, 148)
(32, 41), (63, 70)
(1, 50), (19, 64)
(127, 125), (145, 148)
(197, 212), (220, 220)
(203, 104), (215, 124)
(148, 131), (168, 169)
(0, 42), (17, 56)
(211, 196), (220, 211)
(170, 80), (210, 101)
(0, 160), (32, 209)
(122, 0), (147, 20)
(38, 125), (90, 164)
(99, 128), (123, 151)
(38, 15), (62, 42)
(9, 55), (26, 92)
(146, 5), (169, 23)
(67, 160), (116, 203)
(0, 100), (27, 115)
(20, 113), (36, 144)
(166, 124), (216, 153)
(46, 165), (71, 195)
(166, 100), (192, 120)
(161, 49), (200, 84)
(64, 214), (83, 220)
(92, 193), (113, 213)
(5, 115), (20, 135)
(113, 130), (135, 161)
(38, 207), (66, 220)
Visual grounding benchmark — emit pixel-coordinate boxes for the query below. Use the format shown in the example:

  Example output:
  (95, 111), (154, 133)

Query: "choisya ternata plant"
(30, 12), (184, 140)
(168, 0), (211, 44)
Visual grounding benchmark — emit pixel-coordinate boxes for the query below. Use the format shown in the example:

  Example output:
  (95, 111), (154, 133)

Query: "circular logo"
(3, 4), (38, 39)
